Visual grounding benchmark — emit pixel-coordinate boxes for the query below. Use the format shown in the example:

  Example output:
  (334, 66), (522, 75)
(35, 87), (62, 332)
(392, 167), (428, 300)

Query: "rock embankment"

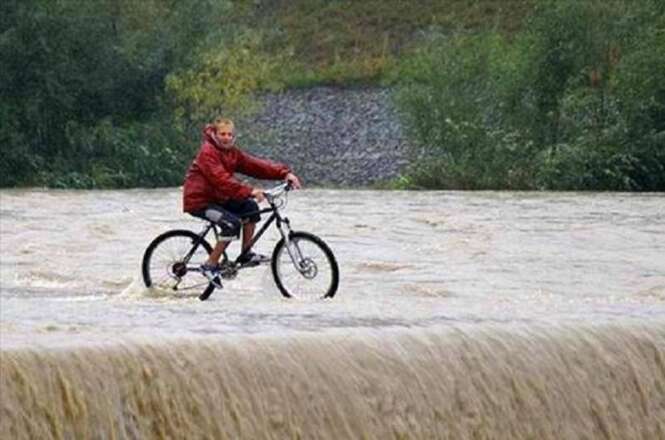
(240, 87), (412, 187)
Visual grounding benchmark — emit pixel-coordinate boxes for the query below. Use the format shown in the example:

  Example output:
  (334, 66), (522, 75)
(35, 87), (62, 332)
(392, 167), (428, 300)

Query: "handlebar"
(263, 181), (292, 202)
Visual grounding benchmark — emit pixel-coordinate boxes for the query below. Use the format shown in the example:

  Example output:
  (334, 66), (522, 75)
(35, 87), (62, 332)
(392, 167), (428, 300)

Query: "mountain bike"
(141, 182), (339, 301)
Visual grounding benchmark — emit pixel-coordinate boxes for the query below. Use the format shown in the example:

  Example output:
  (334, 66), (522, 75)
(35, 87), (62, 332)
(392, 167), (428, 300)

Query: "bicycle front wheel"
(142, 229), (212, 294)
(271, 231), (339, 299)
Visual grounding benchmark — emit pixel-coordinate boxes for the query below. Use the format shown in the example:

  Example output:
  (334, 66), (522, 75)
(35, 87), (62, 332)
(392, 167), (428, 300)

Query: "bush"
(395, 0), (665, 190)
(60, 118), (194, 188)
(395, 33), (536, 189)
(166, 32), (285, 127)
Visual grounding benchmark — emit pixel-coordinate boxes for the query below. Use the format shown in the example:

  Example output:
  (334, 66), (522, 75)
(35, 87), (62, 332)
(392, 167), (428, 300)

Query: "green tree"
(0, 0), (229, 187)
(395, 0), (665, 190)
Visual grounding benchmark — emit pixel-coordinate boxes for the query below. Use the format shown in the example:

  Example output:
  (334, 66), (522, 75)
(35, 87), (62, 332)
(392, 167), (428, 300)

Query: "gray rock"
(237, 87), (414, 187)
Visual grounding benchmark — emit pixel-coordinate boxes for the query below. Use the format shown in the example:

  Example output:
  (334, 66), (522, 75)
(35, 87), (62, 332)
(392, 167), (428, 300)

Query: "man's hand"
(251, 188), (265, 203)
(285, 172), (302, 189)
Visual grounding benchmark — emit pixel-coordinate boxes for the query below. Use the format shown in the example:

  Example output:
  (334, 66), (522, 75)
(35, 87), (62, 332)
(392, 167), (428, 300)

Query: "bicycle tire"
(271, 231), (339, 299)
(141, 229), (215, 298)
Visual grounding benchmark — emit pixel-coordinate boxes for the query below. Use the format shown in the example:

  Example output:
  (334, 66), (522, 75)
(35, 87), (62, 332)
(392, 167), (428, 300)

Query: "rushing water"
(1, 189), (665, 438)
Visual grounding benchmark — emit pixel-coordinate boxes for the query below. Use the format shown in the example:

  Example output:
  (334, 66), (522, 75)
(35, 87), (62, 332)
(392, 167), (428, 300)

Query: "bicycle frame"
(184, 197), (300, 269)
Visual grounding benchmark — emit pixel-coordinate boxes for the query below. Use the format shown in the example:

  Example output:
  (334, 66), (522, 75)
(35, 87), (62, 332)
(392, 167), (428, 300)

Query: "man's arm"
(236, 150), (290, 181)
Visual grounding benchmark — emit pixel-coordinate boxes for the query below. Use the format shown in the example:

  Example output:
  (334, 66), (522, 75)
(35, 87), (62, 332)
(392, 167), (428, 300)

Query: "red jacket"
(183, 125), (290, 213)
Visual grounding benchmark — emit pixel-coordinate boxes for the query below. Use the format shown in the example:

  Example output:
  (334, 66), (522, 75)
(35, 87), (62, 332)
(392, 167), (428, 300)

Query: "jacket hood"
(202, 124), (220, 148)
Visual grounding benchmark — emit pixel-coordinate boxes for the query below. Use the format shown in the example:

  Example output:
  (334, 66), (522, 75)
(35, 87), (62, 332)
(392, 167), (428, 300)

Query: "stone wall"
(238, 87), (412, 187)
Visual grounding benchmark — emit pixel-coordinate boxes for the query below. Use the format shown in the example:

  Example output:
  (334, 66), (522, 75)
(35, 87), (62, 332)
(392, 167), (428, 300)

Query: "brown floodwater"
(1, 189), (664, 438)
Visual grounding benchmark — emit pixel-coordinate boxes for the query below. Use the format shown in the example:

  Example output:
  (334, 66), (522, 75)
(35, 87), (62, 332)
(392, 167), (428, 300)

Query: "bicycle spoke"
(146, 233), (210, 292)
(275, 237), (335, 299)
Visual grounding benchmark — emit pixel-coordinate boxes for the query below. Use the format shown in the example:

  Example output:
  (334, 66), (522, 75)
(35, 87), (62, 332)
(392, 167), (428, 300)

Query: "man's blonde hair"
(214, 117), (235, 133)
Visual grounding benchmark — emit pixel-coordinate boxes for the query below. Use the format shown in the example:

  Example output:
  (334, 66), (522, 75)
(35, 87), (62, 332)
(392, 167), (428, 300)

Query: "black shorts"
(191, 199), (261, 238)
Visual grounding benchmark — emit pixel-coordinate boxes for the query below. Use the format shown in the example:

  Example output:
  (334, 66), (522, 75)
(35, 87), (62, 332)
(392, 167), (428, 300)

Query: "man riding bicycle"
(183, 117), (302, 284)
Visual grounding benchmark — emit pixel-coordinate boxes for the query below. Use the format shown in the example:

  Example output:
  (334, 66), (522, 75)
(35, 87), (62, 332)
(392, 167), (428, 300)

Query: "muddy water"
(1, 189), (664, 438)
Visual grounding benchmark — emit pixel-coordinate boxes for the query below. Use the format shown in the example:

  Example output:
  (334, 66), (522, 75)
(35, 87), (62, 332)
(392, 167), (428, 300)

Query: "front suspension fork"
(278, 218), (306, 272)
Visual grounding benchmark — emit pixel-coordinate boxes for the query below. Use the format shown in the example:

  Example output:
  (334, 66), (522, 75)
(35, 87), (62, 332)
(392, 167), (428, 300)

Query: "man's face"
(215, 126), (234, 148)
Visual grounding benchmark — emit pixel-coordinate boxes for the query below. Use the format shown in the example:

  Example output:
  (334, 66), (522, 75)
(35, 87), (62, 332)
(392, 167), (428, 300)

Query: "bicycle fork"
(277, 218), (309, 275)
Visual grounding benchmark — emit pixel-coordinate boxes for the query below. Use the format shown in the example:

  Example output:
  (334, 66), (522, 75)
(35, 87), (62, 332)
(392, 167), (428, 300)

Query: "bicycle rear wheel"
(271, 231), (339, 299)
(142, 229), (213, 295)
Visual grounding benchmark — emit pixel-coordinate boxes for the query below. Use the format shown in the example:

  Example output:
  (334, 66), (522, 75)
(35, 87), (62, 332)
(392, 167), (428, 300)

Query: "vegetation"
(1, 0), (663, 190)
(395, 0), (665, 190)
(226, 0), (534, 87)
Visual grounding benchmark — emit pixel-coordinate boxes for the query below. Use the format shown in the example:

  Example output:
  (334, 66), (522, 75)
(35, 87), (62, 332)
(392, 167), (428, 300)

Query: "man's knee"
(245, 199), (259, 211)
(217, 217), (241, 238)
(204, 208), (241, 238)
(242, 199), (261, 224)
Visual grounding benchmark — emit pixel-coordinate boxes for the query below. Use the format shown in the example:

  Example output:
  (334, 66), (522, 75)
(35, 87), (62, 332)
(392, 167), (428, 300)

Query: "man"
(183, 117), (301, 285)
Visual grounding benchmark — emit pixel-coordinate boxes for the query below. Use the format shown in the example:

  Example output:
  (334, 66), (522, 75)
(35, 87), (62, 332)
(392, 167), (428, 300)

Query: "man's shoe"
(200, 263), (223, 288)
(238, 251), (271, 267)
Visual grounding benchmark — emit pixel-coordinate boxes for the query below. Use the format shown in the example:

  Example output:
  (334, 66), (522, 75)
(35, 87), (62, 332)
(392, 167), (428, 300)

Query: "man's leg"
(206, 240), (230, 266)
(207, 220), (253, 265)
(223, 199), (267, 264)
(202, 240), (228, 288)
(200, 203), (243, 267)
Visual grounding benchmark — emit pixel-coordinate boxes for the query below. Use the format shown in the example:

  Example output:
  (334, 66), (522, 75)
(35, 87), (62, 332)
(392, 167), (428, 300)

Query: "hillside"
(227, 0), (535, 86)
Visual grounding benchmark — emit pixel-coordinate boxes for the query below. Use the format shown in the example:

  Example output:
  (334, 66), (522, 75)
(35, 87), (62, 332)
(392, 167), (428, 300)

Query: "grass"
(230, 0), (536, 86)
